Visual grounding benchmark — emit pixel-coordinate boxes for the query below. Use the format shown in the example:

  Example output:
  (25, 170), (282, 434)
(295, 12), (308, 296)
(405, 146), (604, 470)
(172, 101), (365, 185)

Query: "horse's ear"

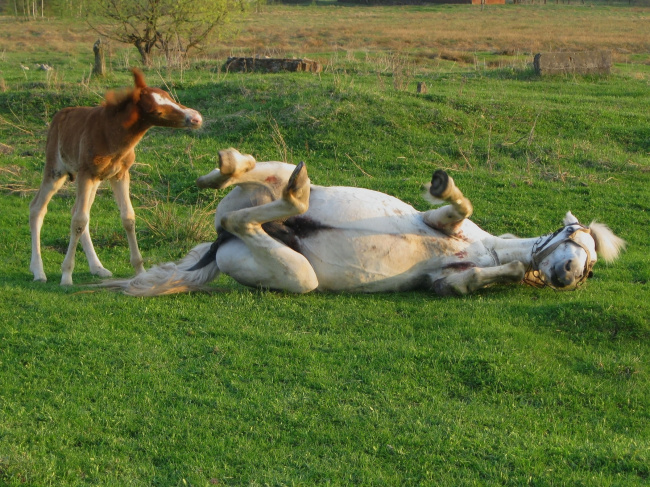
(588, 221), (626, 263)
(563, 211), (580, 226)
(132, 68), (147, 89)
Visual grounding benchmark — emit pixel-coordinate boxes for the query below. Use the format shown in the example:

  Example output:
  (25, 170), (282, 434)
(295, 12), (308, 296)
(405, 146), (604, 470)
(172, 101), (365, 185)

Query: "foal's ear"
(131, 68), (147, 89)
(563, 211), (580, 226)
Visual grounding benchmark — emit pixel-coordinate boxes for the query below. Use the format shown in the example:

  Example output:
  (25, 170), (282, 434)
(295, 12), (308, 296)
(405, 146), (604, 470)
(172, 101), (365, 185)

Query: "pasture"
(1, 3), (649, 485)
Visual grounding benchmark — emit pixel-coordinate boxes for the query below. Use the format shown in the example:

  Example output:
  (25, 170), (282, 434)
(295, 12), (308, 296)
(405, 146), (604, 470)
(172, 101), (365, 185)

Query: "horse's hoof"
(430, 169), (449, 198)
(287, 161), (308, 192)
(92, 267), (113, 278)
(218, 149), (255, 176)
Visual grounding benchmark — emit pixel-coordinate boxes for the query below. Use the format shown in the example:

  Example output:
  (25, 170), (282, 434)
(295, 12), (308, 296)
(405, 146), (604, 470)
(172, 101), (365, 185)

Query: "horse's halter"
(525, 224), (595, 289)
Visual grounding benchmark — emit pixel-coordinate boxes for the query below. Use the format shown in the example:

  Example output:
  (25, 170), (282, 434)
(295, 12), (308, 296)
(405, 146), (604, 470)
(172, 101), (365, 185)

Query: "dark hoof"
(430, 169), (449, 198)
(287, 161), (307, 192)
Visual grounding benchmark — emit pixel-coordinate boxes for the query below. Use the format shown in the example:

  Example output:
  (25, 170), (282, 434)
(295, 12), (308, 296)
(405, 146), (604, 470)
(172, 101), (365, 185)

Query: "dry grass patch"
(218, 5), (650, 57)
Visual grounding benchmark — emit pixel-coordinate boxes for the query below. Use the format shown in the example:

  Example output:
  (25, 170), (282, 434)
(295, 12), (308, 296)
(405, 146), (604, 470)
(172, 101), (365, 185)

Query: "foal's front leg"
(218, 163), (319, 294)
(422, 170), (473, 236)
(111, 172), (145, 275)
(60, 176), (102, 285)
(79, 178), (113, 278)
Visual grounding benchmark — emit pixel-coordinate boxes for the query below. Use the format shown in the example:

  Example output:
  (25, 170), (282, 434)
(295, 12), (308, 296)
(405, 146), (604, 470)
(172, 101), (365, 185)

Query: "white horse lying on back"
(104, 149), (625, 297)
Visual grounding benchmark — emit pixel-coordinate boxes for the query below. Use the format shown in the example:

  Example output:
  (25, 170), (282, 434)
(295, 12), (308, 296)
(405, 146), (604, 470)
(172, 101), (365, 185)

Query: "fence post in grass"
(93, 39), (106, 77)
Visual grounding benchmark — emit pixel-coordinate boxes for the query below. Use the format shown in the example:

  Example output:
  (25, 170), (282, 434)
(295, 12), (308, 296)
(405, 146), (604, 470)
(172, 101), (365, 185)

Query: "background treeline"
(0, 0), (85, 18)
(1, 0), (649, 18)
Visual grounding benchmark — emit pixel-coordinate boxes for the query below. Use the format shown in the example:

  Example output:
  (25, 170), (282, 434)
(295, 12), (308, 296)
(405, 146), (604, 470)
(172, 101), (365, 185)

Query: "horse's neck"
(490, 236), (538, 266)
(100, 104), (151, 153)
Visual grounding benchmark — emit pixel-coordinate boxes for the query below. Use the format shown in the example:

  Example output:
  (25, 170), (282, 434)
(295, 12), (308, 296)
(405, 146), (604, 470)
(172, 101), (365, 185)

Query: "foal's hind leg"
(29, 172), (68, 282)
(422, 170), (473, 236)
(217, 162), (318, 293)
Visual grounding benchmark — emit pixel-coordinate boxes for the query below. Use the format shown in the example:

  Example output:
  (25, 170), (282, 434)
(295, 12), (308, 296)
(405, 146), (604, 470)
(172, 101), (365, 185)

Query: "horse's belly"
(298, 230), (465, 292)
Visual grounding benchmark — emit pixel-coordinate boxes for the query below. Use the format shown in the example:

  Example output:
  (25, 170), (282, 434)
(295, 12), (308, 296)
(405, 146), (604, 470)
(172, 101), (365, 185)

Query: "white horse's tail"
(99, 242), (220, 296)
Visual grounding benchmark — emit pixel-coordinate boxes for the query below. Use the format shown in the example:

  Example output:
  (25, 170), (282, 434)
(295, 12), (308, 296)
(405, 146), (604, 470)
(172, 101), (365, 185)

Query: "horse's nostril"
(565, 261), (573, 272)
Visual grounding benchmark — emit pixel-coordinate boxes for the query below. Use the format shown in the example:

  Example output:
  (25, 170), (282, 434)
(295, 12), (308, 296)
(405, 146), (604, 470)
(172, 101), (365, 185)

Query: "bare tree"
(87, 0), (246, 67)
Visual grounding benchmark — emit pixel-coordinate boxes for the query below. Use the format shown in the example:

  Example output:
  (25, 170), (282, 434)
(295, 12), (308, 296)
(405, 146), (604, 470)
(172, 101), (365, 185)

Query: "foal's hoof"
(430, 169), (450, 198)
(91, 267), (113, 278)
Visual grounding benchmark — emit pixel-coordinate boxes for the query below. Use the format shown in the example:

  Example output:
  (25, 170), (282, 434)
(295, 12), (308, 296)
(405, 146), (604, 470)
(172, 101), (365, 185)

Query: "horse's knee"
(221, 213), (253, 236)
(432, 268), (479, 296)
(122, 216), (136, 233)
(29, 202), (46, 225)
(70, 215), (89, 236)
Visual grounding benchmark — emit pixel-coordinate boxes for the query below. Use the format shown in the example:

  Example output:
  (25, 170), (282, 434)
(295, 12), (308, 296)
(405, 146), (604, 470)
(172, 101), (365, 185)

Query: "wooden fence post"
(93, 39), (106, 77)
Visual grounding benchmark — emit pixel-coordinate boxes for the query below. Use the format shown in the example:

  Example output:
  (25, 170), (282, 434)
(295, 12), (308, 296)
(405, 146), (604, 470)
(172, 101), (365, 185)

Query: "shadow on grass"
(516, 301), (649, 343)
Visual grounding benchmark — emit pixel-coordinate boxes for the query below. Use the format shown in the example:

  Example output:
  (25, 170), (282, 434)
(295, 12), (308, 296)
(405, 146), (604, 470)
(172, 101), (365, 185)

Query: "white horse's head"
(530, 212), (625, 290)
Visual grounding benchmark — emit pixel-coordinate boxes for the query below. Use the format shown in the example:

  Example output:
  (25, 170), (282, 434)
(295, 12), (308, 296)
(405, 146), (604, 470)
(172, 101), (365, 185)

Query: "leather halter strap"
(526, 225), (595, 289)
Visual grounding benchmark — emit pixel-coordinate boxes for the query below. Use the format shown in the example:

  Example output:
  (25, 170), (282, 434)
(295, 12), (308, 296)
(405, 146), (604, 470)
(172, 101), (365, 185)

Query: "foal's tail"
(99, 242), (220, 296)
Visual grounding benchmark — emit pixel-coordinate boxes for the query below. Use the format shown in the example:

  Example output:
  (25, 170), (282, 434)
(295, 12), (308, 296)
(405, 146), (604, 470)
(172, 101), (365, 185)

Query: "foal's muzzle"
(186, 110), (203, 128)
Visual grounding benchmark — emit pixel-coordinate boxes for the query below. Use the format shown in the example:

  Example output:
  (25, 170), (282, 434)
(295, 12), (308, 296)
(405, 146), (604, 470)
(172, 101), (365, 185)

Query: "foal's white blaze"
(151, 92), (203, 126)
(151, 92), (182, 109)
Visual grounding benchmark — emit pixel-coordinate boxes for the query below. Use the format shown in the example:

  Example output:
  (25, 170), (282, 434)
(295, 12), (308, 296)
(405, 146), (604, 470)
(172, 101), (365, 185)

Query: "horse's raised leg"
(217, 162), (318, 293)
(110, 172), (144, 276)
(60, 176), (101, 285)
(29, 171), (68, 282)
(196, 149), (257, 189)
(422, 170), (473, 236)
(433, 261), (526, 296)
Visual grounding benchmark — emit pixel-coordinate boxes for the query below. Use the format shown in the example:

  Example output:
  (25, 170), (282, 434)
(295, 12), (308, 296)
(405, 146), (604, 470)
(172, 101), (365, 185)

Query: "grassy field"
(1, 3), (649, 486)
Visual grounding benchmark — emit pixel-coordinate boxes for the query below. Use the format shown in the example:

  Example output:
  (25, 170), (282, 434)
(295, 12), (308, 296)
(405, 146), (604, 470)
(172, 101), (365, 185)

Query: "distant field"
(0, 4), (649, 486)
(1, 3), (649, 65)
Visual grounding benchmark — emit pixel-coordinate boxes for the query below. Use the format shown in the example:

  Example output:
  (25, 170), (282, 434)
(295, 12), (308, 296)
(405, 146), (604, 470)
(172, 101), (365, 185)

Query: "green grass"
(1, 5), (650, 486)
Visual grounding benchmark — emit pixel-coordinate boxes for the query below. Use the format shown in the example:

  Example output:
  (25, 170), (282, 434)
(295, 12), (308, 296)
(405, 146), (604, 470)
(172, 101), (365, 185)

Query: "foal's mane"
(101, 70), (149, 127)
(101, 69), (147, 114)
(103, 88), (138, 110)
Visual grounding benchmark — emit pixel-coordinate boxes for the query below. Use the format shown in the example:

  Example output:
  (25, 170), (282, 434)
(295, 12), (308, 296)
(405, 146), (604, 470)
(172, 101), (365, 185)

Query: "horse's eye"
(587, 271), (594, 279)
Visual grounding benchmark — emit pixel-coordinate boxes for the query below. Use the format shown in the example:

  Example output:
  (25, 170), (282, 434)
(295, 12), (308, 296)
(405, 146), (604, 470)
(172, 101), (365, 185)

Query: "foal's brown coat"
(29, 69), (203, 285)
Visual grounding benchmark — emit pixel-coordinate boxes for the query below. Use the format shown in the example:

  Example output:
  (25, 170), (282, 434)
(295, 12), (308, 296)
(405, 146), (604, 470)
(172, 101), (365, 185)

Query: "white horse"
(103, 149), (625, 296)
